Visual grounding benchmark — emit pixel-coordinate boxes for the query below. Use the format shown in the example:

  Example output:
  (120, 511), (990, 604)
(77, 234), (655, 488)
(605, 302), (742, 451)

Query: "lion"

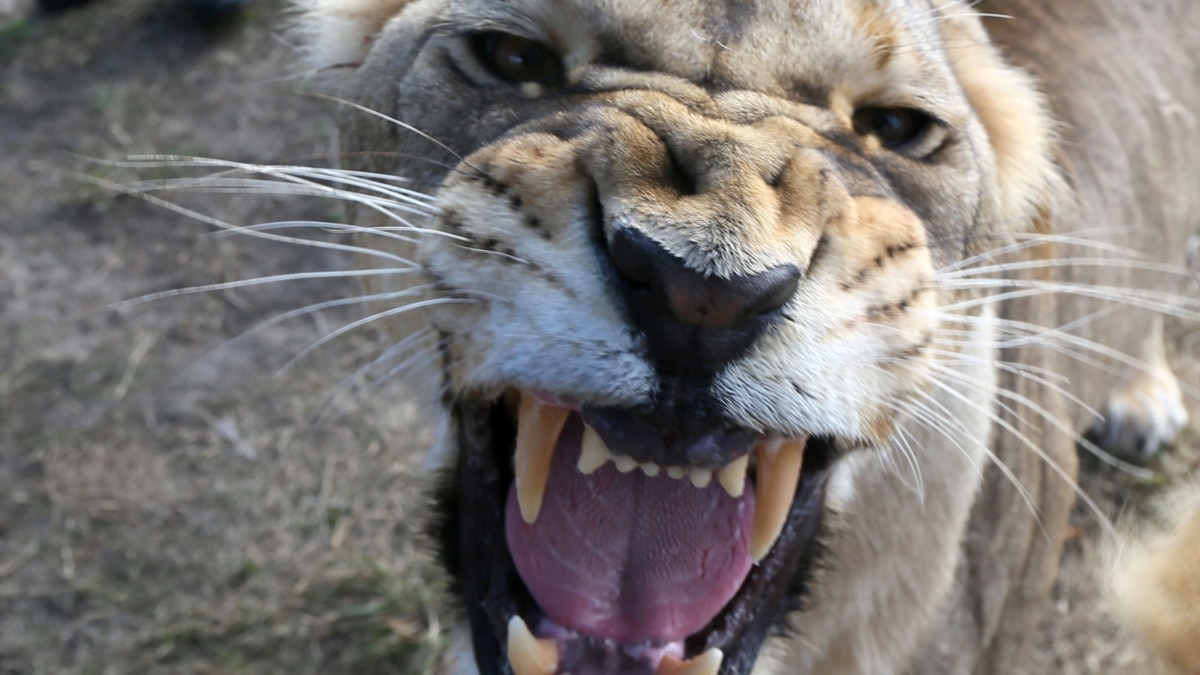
(285, 1), (1199, 673)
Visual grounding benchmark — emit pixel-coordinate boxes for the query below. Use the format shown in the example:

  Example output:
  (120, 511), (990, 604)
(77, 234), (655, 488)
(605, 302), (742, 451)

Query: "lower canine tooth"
(507, 616), (559, 675)
(688, 468), (713, 489)
(578, 425), (611, 475)
(717, 455), (749, 498)
(658, 648), (724, 675)
(751, 437), (806, 563)
(515, 393), (571, 524)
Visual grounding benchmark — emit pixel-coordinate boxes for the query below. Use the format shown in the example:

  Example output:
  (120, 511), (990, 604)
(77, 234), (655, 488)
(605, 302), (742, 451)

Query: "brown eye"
(471, 32), (564, 86)
(852, 107), (936, 152)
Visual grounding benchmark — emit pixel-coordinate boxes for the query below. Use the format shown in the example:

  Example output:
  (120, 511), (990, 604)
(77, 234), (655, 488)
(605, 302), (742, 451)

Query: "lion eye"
(852, 107), (936, 152)
(470, 32), (564, 86)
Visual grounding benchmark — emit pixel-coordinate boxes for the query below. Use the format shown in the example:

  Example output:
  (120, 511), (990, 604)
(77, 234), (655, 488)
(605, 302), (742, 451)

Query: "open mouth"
(439, 392), (836, 675)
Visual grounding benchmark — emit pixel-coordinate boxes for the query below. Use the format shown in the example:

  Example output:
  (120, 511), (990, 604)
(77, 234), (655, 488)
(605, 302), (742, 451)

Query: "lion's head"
(295, 1), (1068, 673)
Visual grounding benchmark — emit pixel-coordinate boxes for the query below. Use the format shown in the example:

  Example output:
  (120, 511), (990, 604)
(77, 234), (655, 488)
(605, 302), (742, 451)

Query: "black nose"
(607, 227), (801, 376)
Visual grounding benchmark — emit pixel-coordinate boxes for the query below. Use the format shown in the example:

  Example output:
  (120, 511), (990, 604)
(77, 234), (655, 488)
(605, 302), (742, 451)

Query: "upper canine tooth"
(688, 468), (713, 489)
(515, 393), (571, 524)
(751, 437), (806, 563)
(507, 616), (559, 675)
(614, 454), (639, 473)
(717, 455), (749, 498)
(578, 425), (612, 475)
(657, 648), (724, 675)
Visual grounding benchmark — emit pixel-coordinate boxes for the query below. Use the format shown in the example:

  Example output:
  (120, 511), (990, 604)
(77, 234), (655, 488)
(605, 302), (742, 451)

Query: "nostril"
(607, 227), (801, 330)
(608, 227), (655, 289)
(664, 145), (699, 196)
(747, 264), (802, 317)
(766, 161), (787, 190)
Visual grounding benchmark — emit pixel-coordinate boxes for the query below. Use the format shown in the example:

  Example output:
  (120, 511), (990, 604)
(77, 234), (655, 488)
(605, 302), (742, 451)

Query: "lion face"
(306, 0), (1060, 672)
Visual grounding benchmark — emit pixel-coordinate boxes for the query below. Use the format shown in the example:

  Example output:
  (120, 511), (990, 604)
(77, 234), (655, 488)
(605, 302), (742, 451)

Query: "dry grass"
(0, 1), (455, 671)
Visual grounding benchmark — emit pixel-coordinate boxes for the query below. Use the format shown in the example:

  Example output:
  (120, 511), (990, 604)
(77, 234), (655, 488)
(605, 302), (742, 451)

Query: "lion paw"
(1090, 360), (1189, 462)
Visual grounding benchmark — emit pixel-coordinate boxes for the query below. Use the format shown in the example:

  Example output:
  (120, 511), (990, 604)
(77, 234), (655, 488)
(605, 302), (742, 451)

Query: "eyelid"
(905, 121), (950, 158)
(433, 14), (551, 44)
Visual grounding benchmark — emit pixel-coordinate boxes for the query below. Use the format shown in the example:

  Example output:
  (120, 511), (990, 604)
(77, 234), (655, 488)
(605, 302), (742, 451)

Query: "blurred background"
(0, 1), (1197, 672)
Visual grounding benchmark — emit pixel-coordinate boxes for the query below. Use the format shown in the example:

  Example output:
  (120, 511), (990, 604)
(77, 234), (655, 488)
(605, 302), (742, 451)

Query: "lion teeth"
(688, 468), (713, 489)
(515, 393), (571, 524)
(751, 436), (807, 563)
(577, 425), (612, 475)
(717, 455), (749, 498)
(614, 454), (639, 473)
(574, 422), (742, 492)
(657, 647), (724, 675)
(506, 616), (559, 675)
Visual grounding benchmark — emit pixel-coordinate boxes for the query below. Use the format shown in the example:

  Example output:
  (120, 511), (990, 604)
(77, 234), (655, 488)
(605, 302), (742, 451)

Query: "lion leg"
(1088, 316), (1189, 462)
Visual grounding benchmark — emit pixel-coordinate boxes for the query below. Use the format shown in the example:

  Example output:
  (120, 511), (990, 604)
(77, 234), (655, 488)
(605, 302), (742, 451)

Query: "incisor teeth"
(688, 468), (713, 489)
(614, 455), (639, 473)
(667, 466), (686, 480)
(717, 455), (749, 498)
(507, 616), (559, 675)
(578, 425), (611, 475)
(641, 462), (661, 477)
(515, 393), (571, 524)
(657, 648), (724, 675)
(751, 437), (806, 563)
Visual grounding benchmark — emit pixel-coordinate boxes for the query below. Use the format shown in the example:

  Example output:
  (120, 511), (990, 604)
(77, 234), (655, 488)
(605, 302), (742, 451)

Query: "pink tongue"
(506, 415), (754, 644)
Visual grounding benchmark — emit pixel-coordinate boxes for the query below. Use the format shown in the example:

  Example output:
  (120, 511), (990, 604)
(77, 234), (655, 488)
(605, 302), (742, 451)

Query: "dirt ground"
(0, 2), (1196, 674)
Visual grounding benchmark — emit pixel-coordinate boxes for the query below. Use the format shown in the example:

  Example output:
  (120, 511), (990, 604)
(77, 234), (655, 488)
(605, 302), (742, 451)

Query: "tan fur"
(295, 0), (1200, 672)
(296, 0), (412, 68)
(1108, 483), (1200, 674)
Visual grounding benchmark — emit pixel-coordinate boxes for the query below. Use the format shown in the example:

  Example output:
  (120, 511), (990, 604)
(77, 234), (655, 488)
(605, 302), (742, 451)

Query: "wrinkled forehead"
(441, 0), (960, 101)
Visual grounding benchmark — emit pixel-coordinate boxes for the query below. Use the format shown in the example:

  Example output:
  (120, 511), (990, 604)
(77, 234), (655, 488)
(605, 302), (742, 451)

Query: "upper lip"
(441, 393), (839, 675)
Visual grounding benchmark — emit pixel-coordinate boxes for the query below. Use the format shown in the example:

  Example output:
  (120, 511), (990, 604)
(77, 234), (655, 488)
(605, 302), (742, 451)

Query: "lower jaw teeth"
(506, 616), (725, 675)
(507, 616), (559, 675)
(659, 648), (725, 675)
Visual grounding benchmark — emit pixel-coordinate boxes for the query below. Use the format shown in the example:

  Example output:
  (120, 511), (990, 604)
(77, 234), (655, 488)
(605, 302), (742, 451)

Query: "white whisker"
(935, 312), (1200, 401)
(937, 281), (1199, 321)
(75, 172), (425, 266)
(277, 296), (477, 377)
(229, 220), (458, 245)
(920, 370), (1113, 535)
(316, 327), (441, 425)
(113, 269), (418, 308)
(939, 256), (1195, 281)
(922, 349), (1098, 419)
(302, 92), (477, 169)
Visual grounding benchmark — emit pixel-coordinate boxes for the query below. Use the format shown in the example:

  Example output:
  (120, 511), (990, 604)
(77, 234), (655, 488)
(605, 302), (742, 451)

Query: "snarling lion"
(290, 1), (1199, 672)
